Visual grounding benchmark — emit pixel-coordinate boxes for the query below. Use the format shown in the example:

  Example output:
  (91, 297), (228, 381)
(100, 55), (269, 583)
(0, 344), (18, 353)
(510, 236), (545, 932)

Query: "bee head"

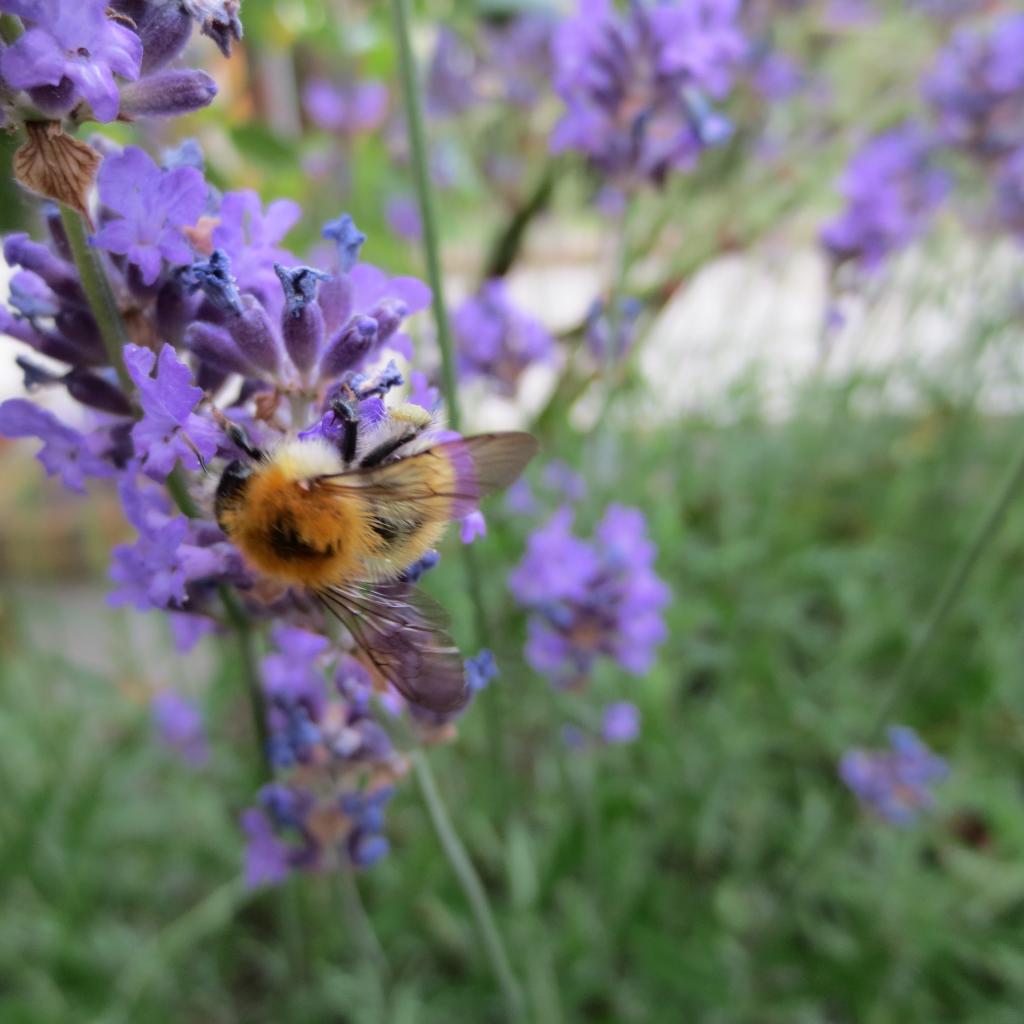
(214, 459), (253, 529)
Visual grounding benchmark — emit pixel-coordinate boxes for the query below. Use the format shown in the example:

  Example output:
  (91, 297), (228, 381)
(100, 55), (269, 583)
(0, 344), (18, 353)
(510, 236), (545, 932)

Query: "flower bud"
(3, 234), (81, 302)
(184, 321), (254, 375)
(317, 274), (353, 334)
(64, 369), (133, 415)
(118, 70), (218, 119)
(275, 264), (329, 374)
(319, 316), (377, 380)
(227, 296), (281, 374)
(322, 213), (366, 272)
(137, 1), (194, 73)
(367, 301), (407, 348)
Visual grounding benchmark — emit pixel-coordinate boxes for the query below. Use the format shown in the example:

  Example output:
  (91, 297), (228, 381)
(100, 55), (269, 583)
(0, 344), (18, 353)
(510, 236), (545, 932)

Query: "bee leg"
(359, 428), (419, 468)
(330, 395), (361, 466)
(224, 420), (264, 462)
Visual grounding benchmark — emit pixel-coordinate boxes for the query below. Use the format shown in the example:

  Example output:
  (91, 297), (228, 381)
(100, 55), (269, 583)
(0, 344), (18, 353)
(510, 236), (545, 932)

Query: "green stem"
(482, 163), (556, 283)
(866, 426), (1024, 739)
(388, 0), (504, 775)
(413, 751), (527, 1022)
(389, 0), (460, 432)
(60, 208), (270, 783)
(58, 206), (131, 393)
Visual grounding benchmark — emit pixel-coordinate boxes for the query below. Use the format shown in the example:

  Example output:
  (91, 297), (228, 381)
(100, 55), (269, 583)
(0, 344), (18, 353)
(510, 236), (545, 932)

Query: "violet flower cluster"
(425, 13), (557, 118)
(509, 505), (670, 692)
(303, 77), (389, 137)
(819, 124), (949, 274)
(550, 0), (746, 189)
(453, 280), (555, 395)
(924, 13), (1024, 164)
(839, 726), (949, 825)
(0, 0), (237, 126)
(0, 121), (477, 882)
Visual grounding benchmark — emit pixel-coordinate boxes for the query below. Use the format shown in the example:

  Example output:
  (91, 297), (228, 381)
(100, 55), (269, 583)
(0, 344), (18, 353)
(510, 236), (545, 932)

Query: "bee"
(214, 395), (537, 713)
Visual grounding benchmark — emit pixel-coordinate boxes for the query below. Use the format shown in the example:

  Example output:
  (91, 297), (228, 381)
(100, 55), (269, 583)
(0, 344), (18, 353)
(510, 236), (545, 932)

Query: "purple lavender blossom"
(93, 147), (206, 285)
(303, 78), (388, 134)
(820, 124), (949, 273)
(510, 504), (670, 687)
(152, 690), (208, 765)
(385, 194), (423, 242)
(839, 726), (949, 825)
(124, 343), (220, 481)
(453, 280), (554, 394)
(241, 807), (291, 888)
(465, 649), (499, 693)
(551, 0), (746, 187)
(0, 0), (142, 122)
(426, 28), (480, 118)
(601, 701), (641, 744)
(459, 510), (487, 545)
(925, 14), (1024, 162)
(995, 147), (1024, 241)
(0, 398), (114, 493)
(585, 297), (643, 363)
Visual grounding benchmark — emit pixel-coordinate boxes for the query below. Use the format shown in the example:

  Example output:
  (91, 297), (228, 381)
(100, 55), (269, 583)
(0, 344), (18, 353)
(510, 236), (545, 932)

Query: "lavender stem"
(412, 750), (527, 1021)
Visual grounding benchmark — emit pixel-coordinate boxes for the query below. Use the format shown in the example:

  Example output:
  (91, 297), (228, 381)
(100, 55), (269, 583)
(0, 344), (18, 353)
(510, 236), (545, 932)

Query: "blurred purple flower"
(453, 280), (554, 394)
(0, 0), (142, 122)
(551, 0), (745, 187)
(751, 52), (803, 102)
(124, 343), (220, 481)
(0, 398), (114, 493)
(925, 14), (1024, 162)
(152, 690), (208, 765)
(510, 504), (669, 686)
(241, 807), (291, 888)
(820, 124), (949, 273)
(465, 649), (499, 693)
(303, 78), (388, 134)
(426, 28), (479, 117)
(839, 726), (948, 825)
(602, 701), (641, 744)
(995, 147), (1024, 241)
(585, 297), (643, 363)
(385, 194), (423, 242)
(460, 509), (487, 544)
(93, 147), (206, 285)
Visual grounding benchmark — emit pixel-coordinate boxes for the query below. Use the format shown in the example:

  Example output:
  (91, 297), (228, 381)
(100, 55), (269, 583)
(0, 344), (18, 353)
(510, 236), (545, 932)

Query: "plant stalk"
(412, 750), (527, 1022)
(58, 207), (132, 393)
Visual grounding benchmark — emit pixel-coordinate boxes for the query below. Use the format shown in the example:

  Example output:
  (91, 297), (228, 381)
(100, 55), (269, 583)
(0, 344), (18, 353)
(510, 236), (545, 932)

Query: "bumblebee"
(214, 397), (537, 712)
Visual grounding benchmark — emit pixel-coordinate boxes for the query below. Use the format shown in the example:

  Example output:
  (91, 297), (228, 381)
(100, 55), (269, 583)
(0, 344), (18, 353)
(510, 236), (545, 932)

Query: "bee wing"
(316, 582), (469, 713)
(319, 432), (539, 518)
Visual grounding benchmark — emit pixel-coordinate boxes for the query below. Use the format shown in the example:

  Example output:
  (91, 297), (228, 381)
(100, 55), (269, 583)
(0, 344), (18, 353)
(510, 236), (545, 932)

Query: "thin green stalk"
(413, 750), (527, 1022)
(865, 425), (1024, 739)
(389, 0), (460, 431)
(388, 0), (505, 779)
(58, 207), (131, 393)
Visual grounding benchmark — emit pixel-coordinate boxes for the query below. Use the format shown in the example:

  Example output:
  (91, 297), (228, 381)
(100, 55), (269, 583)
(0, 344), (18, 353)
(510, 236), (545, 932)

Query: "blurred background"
(3, 0), (1024, 1021)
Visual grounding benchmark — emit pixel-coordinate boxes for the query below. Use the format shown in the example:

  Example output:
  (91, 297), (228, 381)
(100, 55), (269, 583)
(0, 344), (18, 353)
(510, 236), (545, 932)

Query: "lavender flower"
(994, 147), (1024, 241)
(152, 690), (208, 765)
(585, 297), (643, 363)
(601, 701), (641, 744)
(551, 0), (746, 188)
(0, 0), (142, 122)
(303, 78), (388, 134)
(240, 634), (408, 886)
(93, 147), (206, 285)
(510, 505), (670, 687)
(0, 0), (228, 124)
(839, 726), (949, 825)
(925, 14), (1024, 163)
(820, 124), (949, 273)
(453, 280), (554, 394)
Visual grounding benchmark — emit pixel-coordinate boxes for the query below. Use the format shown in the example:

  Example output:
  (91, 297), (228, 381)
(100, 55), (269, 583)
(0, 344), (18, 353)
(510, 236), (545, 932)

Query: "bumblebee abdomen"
(219, 461), (377, 590)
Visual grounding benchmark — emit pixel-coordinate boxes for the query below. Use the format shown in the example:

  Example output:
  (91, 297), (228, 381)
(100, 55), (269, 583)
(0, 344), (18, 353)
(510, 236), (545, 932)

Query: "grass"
(4, 367), (1024, 1023)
